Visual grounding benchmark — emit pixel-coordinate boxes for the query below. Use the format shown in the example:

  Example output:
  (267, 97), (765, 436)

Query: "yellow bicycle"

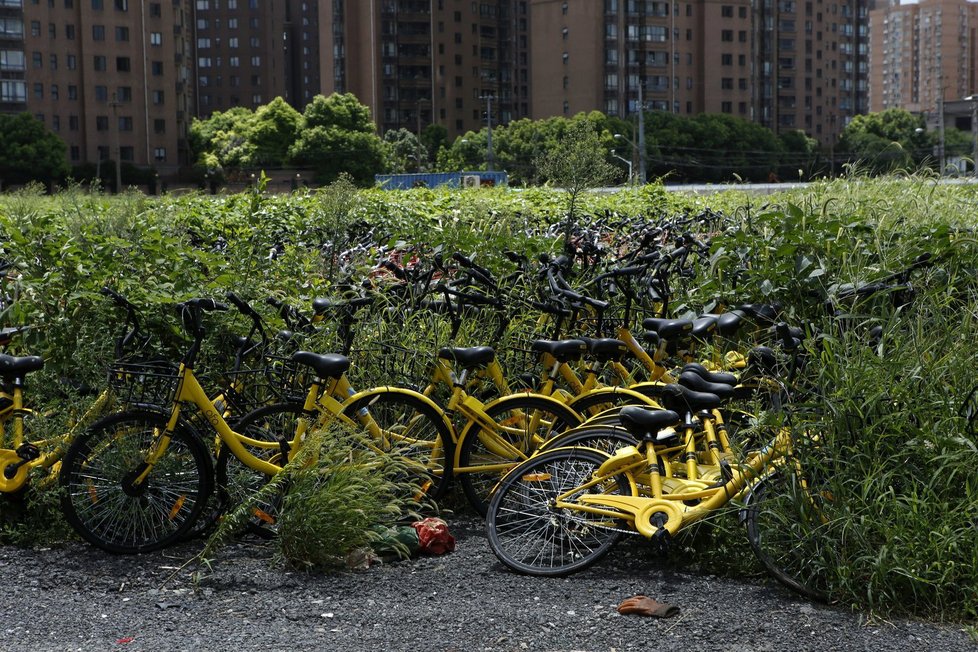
(58, 298), (452, 553)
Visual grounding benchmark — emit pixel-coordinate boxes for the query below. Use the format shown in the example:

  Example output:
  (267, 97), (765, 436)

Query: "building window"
(30, 20), (39, 36)
(228, 37), (237, 48)
(49, 53), (56, 69)
(197, 37), (210, 49)
(48, 22), (55, 38)
(151, 89), (164, 104)
(120, 146), (134, 162)
(721, 5), (733, 17)
(66, 54), (76, 70)
(31, 51), (41, 68)
(721, 101), (732, 113)
(721, 77), (733, 89)
(118, 116), (132, 131)
(154, 147), (166, 161)
(92, 25), (104, 40)
(70, 145), (80, 161)
(32, 82), (42, 99)
(67, 85), (77, 100)
(94, 55), (106, 71)
(91, 0), (102, 7)
(0, 50), (23, 70)
(115, 26), (129, 41)
(721, 53), (732, 66)
(114, 0), (126, 8)
(116, 86), (131, 101)
(96, 115), (108, 130)
(229, 56), (239, 66)
(94, 85), (107, 101)
(153, 118), (165, 133)
(721, 30), (732, 41)
(151, 60), (163, 75)
(150, 31), (161, 45)
(251, 93), (261, 103)
(250, 55), (260, 66)
(198, 57), (211, 67)
(116, 56), (130, 72)
(65, 24), (75, 39)
(0, 80), (25, 102)
(50, 83), (58, 100)
(149, 2), (160, 16)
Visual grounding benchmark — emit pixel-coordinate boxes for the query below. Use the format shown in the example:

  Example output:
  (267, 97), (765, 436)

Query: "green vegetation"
(0, 177), (977, 620)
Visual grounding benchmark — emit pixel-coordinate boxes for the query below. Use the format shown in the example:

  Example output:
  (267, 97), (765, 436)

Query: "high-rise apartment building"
(320, 0), (531, 137)
(869, 0), (977, 115)
(21, 0), (194, 175)
(192, 0), (321, 115)
(530, 0), (869, 145)
(0, 1), (27, 114)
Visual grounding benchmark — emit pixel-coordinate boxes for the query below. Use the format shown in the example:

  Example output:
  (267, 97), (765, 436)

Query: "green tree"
(249, 97), (303, 166)
(383, 128), (426, 173)
(288, 93), (386, 185)
(837, 109), (928, 174)
(189, 107), (255, 170)
(646, 112), (784, 182)
(536, 119), (617, 253)
(0, 113), (69, 186)
(304, 92), (375, 132)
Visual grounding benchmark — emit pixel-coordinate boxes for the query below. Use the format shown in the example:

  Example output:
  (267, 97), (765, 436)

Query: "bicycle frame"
(548, 426), (799, 540)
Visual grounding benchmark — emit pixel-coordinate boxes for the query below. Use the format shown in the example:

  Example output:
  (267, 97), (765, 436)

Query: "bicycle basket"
(217, 356), (310, 413)
(107, 360), (181, 408)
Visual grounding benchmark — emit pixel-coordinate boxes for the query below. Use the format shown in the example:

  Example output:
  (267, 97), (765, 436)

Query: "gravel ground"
(2, 515), (973, 652)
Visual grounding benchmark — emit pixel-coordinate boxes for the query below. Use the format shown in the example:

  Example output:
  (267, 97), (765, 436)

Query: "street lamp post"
(479, 94), (495, 171)
(966, 95), (978, 178)
(614, 132), (638, 183)
(611, 151), (633, 185)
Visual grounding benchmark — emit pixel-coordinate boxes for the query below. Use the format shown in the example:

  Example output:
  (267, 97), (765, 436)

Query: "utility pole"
(637, 83), (647, 184)
(110, 92), (123, 193)
(480, 94), (495, 171)
(937, 72), (946, 175)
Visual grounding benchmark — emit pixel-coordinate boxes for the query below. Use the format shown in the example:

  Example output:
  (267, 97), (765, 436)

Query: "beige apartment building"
(869, 0), (978, 116)
(530, 0), (869, 146)
(193, 0), (321, 114)
(320, 0), (531, 137)
(21, 0), (194, 175)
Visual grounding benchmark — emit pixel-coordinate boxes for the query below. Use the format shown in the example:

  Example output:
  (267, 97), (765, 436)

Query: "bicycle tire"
(457, 395), (581, 515)
(342, 390), (453, 503)
(743, 469), (832, 601)
(566, 388), (658, 422)
(537, 424), (638, 455)
(215, 402), (299, 538)
(486, 447), (627, 576)
(60, 410), (213, 554)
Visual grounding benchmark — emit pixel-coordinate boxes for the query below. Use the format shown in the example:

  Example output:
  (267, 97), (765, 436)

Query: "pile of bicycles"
(0, 210), (943, 604)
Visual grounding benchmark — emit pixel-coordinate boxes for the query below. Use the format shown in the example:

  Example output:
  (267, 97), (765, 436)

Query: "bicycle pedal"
(651, 527), (671, 555)
(15, 443), (39, 461)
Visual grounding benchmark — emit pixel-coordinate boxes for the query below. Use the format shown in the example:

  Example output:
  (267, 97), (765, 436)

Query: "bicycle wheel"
(743, 468), (832, 601)
(457, 395), (582, 515)
(486, 447), (627, 576)
(215, 402), (298, 538)
(566, 389), (657, 422)
(342, 390), (453, 503)
(60, 410), (213, 554)
(538, 424), (637, 455)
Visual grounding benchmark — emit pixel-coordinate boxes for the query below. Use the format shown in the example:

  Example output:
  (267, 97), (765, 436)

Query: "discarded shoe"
(617, 595), (680, 618)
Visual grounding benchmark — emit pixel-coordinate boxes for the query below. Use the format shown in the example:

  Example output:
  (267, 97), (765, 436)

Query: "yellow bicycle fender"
(342, 386), (456, 443)
(453, 392), (581, 469)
